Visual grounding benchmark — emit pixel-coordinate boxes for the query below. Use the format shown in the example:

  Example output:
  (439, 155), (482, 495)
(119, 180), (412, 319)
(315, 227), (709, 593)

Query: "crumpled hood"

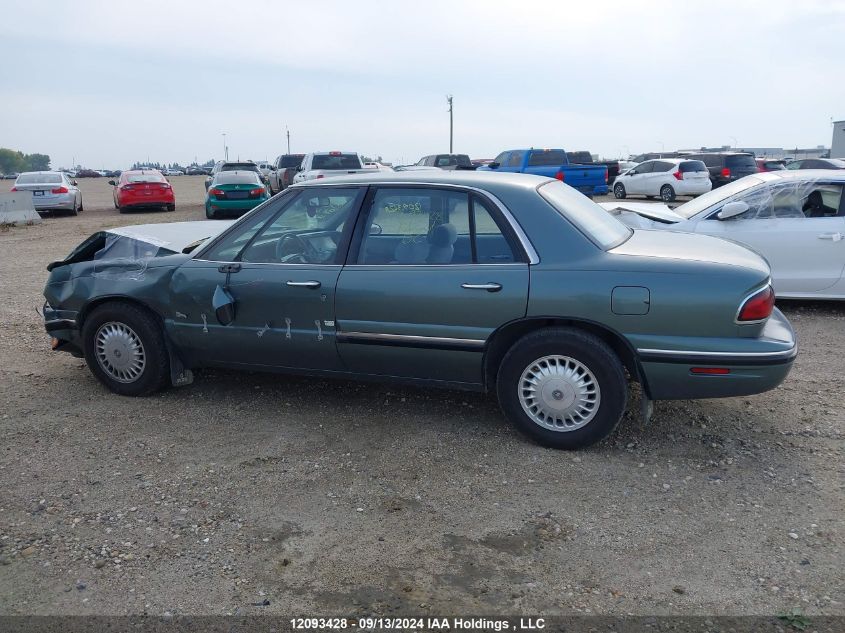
(107, 220), (234, 252)
(598, 201), (684, 225)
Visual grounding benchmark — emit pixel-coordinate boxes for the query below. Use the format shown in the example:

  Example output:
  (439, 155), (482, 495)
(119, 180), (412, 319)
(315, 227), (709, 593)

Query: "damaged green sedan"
(43, 172), (797, 449)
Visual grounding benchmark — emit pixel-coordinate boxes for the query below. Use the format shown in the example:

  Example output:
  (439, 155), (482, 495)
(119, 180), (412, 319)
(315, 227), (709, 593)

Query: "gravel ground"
(0, 176), (842, 617)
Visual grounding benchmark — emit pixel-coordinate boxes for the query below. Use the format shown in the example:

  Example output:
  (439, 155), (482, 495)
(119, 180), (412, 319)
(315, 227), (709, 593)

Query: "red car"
(109, 170), (175, 213)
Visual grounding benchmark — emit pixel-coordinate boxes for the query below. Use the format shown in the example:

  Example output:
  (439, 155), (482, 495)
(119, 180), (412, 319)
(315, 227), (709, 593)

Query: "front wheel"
(660, 184), (676, 202)
(81, 302), (170, 396)
(496, 328), (627, 450)
(613, 183), (626, 199)
(166, 204), (175, 211)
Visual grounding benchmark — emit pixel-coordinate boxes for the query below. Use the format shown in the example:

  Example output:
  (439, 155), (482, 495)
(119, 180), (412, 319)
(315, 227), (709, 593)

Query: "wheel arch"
(483, 316), (650, 396)
(78, 294), (165, 330)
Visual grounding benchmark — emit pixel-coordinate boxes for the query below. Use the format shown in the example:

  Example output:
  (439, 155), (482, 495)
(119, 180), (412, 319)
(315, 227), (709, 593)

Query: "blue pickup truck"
(479, 148), (608, 197)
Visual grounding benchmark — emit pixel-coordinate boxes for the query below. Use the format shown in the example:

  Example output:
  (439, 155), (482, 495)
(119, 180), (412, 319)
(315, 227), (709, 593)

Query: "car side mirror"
(72, 180), (78, 186)
(108, 180), (116, 186)
(213, 285), (236, 326)
(296, 166), (303, 171)
(488, 162), (500, 169)
(369, 223), (383, 236)
(716, 201), (750, 220)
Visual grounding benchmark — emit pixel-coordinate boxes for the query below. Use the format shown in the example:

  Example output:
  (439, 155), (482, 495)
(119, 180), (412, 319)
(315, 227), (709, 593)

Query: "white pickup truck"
(292, 152), (370, 183)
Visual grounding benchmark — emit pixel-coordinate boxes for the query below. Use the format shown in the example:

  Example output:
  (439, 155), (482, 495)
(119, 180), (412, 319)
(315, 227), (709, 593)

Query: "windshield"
(538, 181), (631, 249)
(312, 154), (362, 170)
(280, 155), (305, 168)
(17, 173), (62, 184)
(125, 172), (166, 183)
(673, 176), (765, 219)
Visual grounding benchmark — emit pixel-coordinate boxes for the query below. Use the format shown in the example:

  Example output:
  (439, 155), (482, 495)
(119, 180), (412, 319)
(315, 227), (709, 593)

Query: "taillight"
(737, 285), (774, 322)
(673, 170), (683, 181)
(604, 167), (608, 183)
(121, 185), (134, 191)
(10, 186), (17, 191)
(248, 187), (265, 197)
(721, 167), (731, 178)
(160, 183), (171, 189)
(51, 186), (69, 194)
(209, 188), (225, 197)
(554, 170), (564, 181)
(316, 174), (324, 179)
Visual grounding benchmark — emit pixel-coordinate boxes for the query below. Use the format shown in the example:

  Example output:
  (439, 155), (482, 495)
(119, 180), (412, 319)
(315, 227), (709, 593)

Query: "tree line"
(0, 148), (50, 174)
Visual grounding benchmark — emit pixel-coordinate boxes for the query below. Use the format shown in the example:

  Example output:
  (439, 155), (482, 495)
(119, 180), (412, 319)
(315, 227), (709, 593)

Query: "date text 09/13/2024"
(290, 618), (546, 631)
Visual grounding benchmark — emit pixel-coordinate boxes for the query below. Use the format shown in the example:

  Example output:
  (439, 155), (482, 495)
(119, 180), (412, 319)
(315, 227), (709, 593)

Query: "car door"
(693, 181), (845, 293)
(168, 186), (366, 370)
(625, 161), (653, 194)
(334, 185), (531, 386)
(644, 161), (671, 195)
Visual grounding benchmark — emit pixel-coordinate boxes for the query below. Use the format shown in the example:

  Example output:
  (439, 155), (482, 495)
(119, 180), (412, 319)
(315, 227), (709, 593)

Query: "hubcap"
(95, 321), (146, 383)
(518, 355), (601, 432)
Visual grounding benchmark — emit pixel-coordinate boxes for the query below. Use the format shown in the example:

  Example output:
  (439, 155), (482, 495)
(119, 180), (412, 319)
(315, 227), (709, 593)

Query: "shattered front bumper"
(43, 301), (83, 356)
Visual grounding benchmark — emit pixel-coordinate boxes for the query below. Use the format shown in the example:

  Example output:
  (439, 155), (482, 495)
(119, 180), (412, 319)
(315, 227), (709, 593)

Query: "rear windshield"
(125, 172), (166, 183)
(280, 155), (305, 168)
(538, 181), (631, 250)
(434, 154), (472, 167)
(679, 160), (707, 172)
(17, 173), (62, 184)
(527, 150), (568, 166)
(312, 154), (362, 170)
(221, 163), (258, 172)
(764, 161), (785, 170)
(214, 171), (262, 185)
(566, 151), (593, 164)
(725, 155), (757, 170)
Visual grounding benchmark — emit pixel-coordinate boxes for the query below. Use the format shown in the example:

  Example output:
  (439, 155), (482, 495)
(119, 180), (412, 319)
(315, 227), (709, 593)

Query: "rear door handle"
(817, 232), (842, 241)
(286, 280), (321, 289)
(461, 282), (502, 292)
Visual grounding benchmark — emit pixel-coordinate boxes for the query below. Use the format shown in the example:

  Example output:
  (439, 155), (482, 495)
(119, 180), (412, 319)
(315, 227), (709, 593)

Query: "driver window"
(239, 187), (362, 264)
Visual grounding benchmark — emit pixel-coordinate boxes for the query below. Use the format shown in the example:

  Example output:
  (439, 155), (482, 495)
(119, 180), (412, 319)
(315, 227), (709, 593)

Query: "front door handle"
(461, 282), (502, 292)
(286, 280), (321, 289)
(817, 232), (842, 241)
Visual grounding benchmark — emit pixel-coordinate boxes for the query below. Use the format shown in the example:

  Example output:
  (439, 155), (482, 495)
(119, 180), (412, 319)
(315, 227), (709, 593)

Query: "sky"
(1, 0), (843, 169)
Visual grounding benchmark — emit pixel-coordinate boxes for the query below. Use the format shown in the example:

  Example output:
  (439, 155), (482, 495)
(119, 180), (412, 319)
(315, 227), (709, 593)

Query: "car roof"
(291, 169), (552, 189)
(18, 171), (62, 176)
(641, 158), (701, 164)
(123, 169), (161, 175)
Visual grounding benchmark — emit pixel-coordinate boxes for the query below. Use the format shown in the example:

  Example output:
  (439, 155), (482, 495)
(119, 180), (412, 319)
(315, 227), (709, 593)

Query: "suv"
(415, 154), (476, 170)
(204, 161), (261, 190)
(613, 159), (711, 202)
(268, 154), (306, 194)
(681, 152), (758, 187)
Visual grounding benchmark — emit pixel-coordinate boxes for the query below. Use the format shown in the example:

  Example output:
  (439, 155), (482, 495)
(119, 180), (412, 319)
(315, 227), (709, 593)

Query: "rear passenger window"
(507, 152), (524, 167)
(651, 161), (673, 172)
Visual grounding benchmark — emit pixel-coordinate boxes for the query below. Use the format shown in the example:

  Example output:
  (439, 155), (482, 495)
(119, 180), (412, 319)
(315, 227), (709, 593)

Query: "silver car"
(13, 171), (83, 215)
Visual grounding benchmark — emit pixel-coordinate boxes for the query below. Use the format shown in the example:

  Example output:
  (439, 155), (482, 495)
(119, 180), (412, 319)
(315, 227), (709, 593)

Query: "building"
(832, 120), (845, 158)
(676, 146), (830, 160)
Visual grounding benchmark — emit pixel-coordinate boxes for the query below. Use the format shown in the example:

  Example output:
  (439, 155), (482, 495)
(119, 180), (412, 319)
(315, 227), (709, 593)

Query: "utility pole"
(286, 126), (291, 154)
(446, 95), (454, 153)
(222, 132), (228, 161)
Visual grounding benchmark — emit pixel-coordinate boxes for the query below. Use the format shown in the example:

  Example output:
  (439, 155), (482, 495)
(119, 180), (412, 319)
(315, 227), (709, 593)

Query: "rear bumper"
(574, 184), (609, 197)
(118, 193), (175, 207)
(676, 180), (712, 195)
(637, 308), (797, 400)
(206, 198), (267, 215)
(33, 194), (76, 210)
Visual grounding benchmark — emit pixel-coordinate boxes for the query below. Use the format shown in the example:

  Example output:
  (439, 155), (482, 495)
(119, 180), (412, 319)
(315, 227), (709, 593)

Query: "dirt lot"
(0, 176), (842, 617)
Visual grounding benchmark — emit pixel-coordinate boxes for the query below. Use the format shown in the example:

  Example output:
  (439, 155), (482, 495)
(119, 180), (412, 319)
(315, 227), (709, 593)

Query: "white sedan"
(600, 170), (845, 299)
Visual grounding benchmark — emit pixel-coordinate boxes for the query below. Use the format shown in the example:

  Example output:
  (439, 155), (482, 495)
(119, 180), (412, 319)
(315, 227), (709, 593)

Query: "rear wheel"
(613, 183), (626, 199)
(81, 302), (170, 397)
(205, 207), (216, 219)
(166, 204), (175, 212)
(496, 327), (627, 450)
(118, 206), (127, 214)
(660, 184), (676, 202)
(68, 201), (79, 216)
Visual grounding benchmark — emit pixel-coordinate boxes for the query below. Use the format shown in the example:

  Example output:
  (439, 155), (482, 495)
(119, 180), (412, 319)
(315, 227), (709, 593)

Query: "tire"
(166, 204), (175, 212)
(118, 206), (127, 214)
(660, 184), (676, 202)
(81, 302), (170, 397)
(68, 201), (79, 217)
(205, 207), (215, 219)
(496, 327), (627, 450)
(613, 183), (626, 199)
